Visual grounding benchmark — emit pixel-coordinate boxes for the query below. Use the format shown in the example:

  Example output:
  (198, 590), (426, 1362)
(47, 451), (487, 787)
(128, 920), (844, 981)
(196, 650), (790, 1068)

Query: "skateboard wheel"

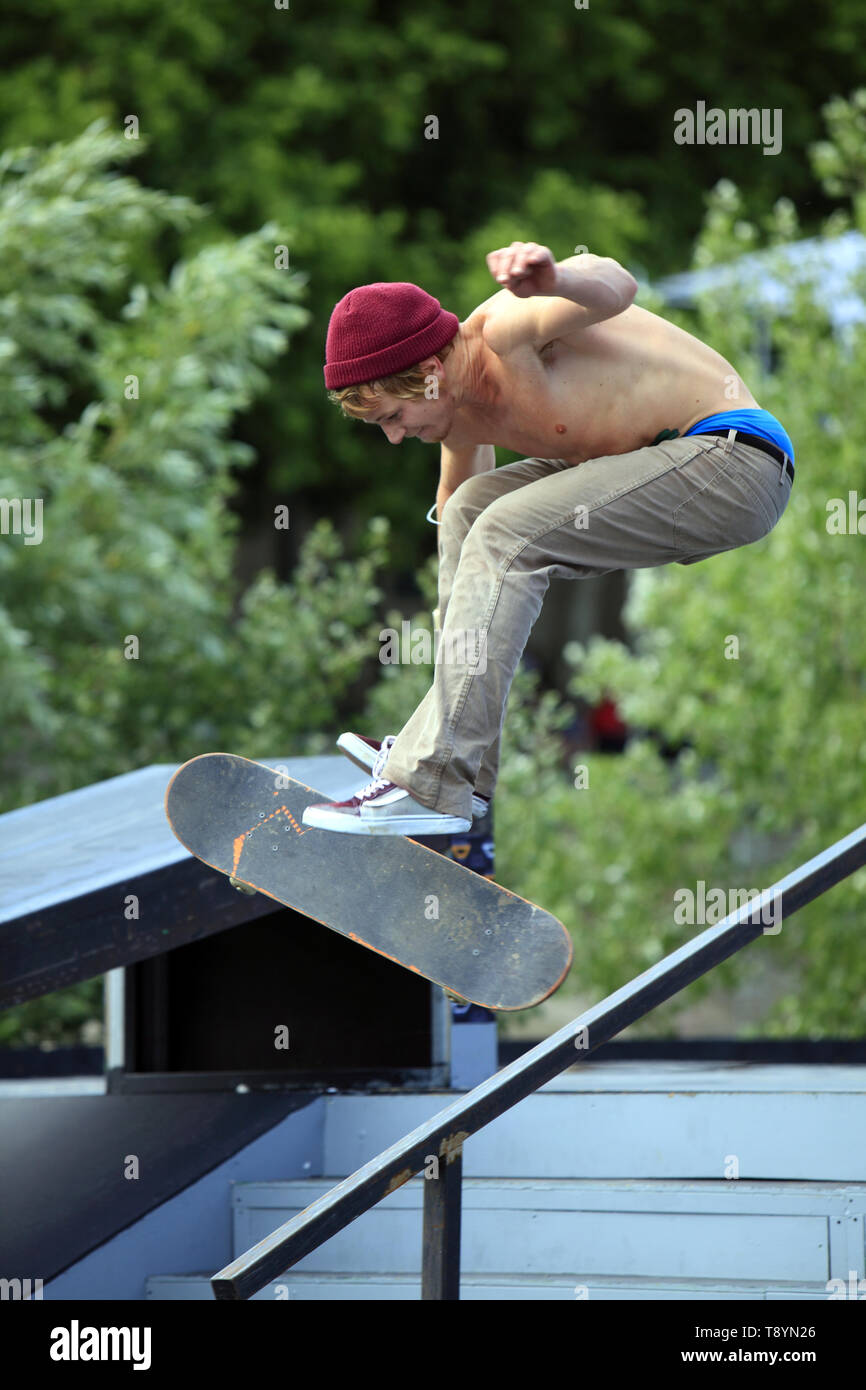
(229, 876), (257, 896)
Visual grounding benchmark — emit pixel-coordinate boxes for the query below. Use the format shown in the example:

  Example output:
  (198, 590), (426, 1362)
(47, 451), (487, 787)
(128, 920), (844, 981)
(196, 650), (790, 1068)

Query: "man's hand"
(486, 242), (558, 298)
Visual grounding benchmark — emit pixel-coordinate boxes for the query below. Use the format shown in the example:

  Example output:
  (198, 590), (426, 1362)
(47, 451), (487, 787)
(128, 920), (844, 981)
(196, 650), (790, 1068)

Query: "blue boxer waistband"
(651, 408), (795, 484)
(685, 408), (795, 466)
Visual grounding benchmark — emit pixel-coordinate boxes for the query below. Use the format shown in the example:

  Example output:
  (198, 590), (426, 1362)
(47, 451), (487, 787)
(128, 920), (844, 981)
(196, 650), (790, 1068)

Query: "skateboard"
(164, 753), (572, 1011)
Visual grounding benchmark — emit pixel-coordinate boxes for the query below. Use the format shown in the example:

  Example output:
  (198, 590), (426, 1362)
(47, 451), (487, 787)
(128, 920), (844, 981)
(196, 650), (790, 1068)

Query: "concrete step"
(145, 1270), (833, 1301)
(228, 1176), (865, 1286)
(321, 1066), (866, 1182)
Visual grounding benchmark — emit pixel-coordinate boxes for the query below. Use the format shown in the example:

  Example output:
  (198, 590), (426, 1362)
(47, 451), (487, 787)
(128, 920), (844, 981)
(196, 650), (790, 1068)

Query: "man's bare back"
(451, 295), (760, 465)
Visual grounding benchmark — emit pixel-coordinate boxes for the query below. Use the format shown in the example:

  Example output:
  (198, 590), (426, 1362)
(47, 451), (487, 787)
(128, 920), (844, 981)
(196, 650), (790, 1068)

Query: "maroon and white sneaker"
(336, 732), (490, 820)
(301, 773), (472, 835)
(336, 731), (395, 775)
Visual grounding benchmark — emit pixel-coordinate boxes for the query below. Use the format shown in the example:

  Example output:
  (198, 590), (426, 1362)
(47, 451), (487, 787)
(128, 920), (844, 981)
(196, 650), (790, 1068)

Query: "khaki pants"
(383, 432), (793, 819)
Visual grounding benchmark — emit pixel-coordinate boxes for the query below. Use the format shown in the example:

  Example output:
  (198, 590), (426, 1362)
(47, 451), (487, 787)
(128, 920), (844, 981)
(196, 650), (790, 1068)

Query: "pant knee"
(458, 494), (527, 564)
(441, 475), (490, 546)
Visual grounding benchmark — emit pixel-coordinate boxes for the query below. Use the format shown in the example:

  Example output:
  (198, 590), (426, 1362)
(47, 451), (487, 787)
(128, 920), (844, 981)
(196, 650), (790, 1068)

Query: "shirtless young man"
(303, 243), (795, 835)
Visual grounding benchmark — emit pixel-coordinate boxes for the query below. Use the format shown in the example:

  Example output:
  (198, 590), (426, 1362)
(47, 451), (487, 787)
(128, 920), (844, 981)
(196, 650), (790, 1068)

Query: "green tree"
(0, 122), (390, 809)
(2, 0), (860, 568)
(0, 123), (395, 1046)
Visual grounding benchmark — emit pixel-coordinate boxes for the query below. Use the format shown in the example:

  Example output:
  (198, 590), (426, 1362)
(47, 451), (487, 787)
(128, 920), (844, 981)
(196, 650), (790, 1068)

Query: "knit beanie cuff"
(323, 282), (459, 390)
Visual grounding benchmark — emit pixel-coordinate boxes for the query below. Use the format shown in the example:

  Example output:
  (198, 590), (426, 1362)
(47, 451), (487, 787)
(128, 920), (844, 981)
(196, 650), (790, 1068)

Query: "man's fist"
(486, 241), (559, 298)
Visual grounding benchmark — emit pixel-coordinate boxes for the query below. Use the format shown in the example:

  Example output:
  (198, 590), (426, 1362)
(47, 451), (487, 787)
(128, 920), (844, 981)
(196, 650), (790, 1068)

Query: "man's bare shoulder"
(465, 288), (544, 361)
(462, 288), (511, 334)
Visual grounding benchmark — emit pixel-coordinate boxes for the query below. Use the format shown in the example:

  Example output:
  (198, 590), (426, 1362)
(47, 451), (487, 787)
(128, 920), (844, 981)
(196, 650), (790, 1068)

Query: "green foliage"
(4, 0), (862, 565)
(0, 124), (396, 1046)
(0, 980), (102, 1048)
(811, 88), (866, 227)
(453, 172), (648, 316)
(0, 125), (395, 812)
(227, 516), (390, 755)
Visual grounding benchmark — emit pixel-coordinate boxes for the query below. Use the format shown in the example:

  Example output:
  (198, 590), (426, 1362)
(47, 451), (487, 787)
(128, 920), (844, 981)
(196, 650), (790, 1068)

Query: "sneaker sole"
(302, 807), (472, 835)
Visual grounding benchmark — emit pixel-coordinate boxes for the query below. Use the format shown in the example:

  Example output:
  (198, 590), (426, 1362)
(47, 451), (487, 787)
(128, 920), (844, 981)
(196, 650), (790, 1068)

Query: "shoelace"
(371, 734), (397, 779)
(349, 734), (398, 803)
(353, 775), (393, 803)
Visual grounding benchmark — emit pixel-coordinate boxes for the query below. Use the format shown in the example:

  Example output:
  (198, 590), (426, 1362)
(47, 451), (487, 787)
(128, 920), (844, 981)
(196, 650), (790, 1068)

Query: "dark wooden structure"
(0, 756), (493, 1090)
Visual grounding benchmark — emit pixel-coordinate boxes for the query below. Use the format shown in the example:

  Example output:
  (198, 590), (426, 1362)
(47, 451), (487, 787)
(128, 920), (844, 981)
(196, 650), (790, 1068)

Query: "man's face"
(360, 358), (455, 444)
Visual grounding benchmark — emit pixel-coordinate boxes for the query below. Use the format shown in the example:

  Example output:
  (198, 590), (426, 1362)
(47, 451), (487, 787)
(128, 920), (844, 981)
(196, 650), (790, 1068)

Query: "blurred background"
(2, 0), (865, 1049)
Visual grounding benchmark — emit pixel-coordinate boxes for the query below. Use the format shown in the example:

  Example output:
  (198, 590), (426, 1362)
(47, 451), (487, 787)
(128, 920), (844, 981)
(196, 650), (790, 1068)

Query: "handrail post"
(422, 1148), (463, 1300)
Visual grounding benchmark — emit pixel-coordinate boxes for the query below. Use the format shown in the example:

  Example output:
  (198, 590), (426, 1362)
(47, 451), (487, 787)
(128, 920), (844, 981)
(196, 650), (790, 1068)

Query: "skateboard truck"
(229, 876), (257, 896)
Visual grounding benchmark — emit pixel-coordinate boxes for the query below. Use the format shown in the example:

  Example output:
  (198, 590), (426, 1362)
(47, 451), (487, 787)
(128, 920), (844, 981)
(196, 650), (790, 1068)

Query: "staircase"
(146, 1062), (866, 1300)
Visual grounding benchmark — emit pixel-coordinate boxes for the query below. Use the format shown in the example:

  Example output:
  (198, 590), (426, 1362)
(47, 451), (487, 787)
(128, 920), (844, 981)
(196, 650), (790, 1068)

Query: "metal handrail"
(212, 820), (866, 1300)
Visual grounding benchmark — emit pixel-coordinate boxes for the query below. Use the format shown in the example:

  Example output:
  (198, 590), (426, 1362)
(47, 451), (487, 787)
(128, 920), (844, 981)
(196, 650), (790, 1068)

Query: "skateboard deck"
(164, 753), (572, 1011)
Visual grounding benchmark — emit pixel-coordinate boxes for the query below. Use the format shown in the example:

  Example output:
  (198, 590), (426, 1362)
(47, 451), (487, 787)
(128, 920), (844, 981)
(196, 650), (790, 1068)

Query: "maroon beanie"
(323, 282), (459, 389)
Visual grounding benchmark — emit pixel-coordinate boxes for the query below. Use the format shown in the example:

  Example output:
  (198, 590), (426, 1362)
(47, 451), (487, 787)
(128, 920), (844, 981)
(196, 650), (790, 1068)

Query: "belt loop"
(779, 451), (789, 486)
(723, 428), (736, 455)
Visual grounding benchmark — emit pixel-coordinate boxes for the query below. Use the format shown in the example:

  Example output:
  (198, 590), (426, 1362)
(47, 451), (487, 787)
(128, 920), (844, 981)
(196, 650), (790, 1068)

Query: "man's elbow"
(560, 252), (637, 311)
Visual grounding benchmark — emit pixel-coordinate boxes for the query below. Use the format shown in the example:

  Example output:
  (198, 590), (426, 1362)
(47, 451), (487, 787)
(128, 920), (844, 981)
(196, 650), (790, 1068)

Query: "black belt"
(694, 428), (795, 484)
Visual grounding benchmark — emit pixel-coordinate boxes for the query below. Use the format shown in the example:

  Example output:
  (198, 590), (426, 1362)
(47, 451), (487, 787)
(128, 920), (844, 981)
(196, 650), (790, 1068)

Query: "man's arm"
(482, 243), (638, 356)
(437, 444), (496, 521)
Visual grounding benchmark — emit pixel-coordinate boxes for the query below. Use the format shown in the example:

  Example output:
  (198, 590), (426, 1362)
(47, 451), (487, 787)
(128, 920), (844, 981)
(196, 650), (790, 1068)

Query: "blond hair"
(327, 337), (456, 418)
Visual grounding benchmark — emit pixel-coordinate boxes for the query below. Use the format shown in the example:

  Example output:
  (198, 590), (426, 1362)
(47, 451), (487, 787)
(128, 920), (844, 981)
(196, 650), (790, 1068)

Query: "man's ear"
(419, 356), (445, 401)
